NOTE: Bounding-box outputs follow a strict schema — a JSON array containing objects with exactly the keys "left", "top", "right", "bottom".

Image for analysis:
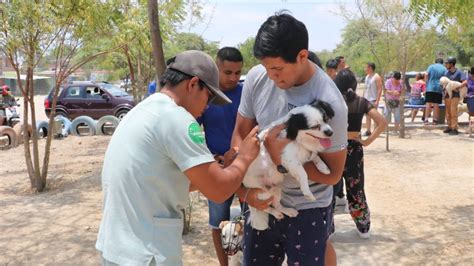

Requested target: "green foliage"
[
  {"left": 409, "top": 0, "right": 473, "bottom": 31},
  {"left": 164, "top": 32, "right": 219, "bottom": 60},
  {"left": 237, "top": 37, "right": 259, "bottom": 74}
]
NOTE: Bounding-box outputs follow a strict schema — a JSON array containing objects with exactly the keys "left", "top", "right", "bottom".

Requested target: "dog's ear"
[
  {"left": 286, "top": 113, "right": 308, "bottom": 140},
  {"left": 219, "top": 221, "right": 229, "bottom": 230},
  {"left": 311, "top": 100, "right": 335, "bottom": 121}
]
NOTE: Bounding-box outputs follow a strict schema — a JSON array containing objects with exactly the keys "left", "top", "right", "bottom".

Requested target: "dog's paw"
[
  {"left": 285, "top": 208, "right": 299, "bottom": 218},
  {"left": 304, "top": 194, "right": 316, "bottom": 202},
  {"left": 274, "top": 212, "right": 284, "bottom": 220},
  {"left": 316, "top": 162, "right": 330, "bottom": 175}
]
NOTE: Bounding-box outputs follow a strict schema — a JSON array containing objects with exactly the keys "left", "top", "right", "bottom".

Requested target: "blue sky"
[{"left": 184, "top": 0, "right": 353, "bottom": 52}]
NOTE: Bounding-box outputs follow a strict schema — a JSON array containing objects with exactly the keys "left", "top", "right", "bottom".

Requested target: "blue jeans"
[{"left": 208, "top": 196, "right": 234, "bottom": 229}]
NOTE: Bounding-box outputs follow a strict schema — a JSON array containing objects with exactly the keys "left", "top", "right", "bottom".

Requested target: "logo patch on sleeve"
[{"left": 187, "top": 122, "right": 205, "bottom": 144}]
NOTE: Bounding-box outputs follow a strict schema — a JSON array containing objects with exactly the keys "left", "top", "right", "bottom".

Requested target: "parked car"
[{"left": 44, "top": 81, "right": 136, "bottom": 120}]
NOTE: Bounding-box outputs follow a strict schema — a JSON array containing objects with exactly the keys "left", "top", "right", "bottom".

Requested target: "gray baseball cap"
[{"left": 167, "top": 50, "right": 231, "bottom": 105}]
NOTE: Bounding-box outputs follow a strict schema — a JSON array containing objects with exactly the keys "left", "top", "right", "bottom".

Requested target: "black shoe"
[
  {"left": 363, "top": 131, "right": 372, "bottom": 136},
  {"left": 443, "top": 128, "right": 452, "bottom": 133},
  {"left": 449, "top": 129, "right": 459, "bottom": 135}
]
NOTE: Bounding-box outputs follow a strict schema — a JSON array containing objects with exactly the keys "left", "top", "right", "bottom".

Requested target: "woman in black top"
[{"left": 334, "top": 69, "right": 387, "bottom": 238}]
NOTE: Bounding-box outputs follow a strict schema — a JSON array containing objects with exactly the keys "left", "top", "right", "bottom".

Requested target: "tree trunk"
[
  {"left": 27, "top": 68, "right": 44, "bottom": 192},
  {"left": 147, "top": 0, "right": 166, "bottom": 81},
  {"left": 123, "top": 46, "right": 135, "bottom": 97},
  {"left": 399, "top": 69, "right": 407, "bottom": 139},
  {"left": 41, "top": 82, "right": 63, "bottom": 184}
]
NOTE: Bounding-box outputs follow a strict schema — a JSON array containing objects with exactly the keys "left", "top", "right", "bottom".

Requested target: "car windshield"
[{"left": 101, "top": 83, "right": 130, "bottom": 97}]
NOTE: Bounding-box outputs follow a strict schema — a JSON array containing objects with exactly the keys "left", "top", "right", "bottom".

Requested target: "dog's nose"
[{"left": 324, "top": 129, "right": 333, "bottom": 137}]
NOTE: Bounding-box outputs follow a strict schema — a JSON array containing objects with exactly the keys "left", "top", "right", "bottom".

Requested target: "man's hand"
[
  {"left": 237, "top": 126, "right": 260, "bottom": 164},
  {"left": 223, "top": 147, "right": 239, "bottom": 168},
  {"left": 214, "top": 155, "right": 224, "bottom": 166},
  {"left": 241, "top": 187, "right": 273, "bottom": 211},
  {"left": 264, "top": 124, "right": 291, "bottom": 166}
]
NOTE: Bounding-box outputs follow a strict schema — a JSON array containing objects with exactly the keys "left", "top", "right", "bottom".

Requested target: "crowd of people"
[{"left": 93, "top": 11, "right": 474, "bottom": 266}]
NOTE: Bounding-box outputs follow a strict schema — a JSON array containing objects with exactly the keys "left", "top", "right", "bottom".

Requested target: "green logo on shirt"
[{"left": 188, "top": 122, "right": 205, "bottom": 144}]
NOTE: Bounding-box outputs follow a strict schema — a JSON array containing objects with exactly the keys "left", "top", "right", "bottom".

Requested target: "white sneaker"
[
  {"left": 335, "top": 196, "right": 346, "bottom": 206},
  {"left": 357, "top": 231, "right": 370, "bottom": 239}
]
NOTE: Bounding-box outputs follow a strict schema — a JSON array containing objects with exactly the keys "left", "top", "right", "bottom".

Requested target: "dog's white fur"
[
  {"left": 243, "top": 103, "right": 333, "bottom": 230},
  {"left": 440, "top": 76, "right": 467, "bottom": 99},
  {"left": 219, "top": 220, "right": 243, "bottom": 254}
]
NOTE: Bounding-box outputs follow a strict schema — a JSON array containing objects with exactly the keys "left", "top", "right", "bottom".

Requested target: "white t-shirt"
[
  {"left": 96, "top": 93, "right": 214, "bottom": 265},
  {"left": 239, "top": 64, "right": 348, "bottom": 210}
]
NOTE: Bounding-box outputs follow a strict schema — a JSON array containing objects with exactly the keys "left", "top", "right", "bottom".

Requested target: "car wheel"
[
  {"left": 70, "top": 116, "right": 97, "bottom": 136},
  {"left": 37, "top": 120, "right": 49, "bottom": 138},
  {"left": 96, "top": 115, "right": 120, "bottom": 136},
  {"left": 0, "top": 126, "right": 18, "bottom": 149},
  {"left": 116, "top": 109, "right": 129, "bottom": 120},
  {"left": 55, "top": 110, "right": 69, "bottom": 119}
]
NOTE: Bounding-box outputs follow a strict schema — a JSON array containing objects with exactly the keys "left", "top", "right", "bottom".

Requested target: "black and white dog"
[{"left": 243, "top": 100, "right": 335, "bottom": 231}]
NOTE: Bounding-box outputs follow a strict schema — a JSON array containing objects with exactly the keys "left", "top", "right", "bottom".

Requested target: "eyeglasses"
[{"left": 199, "top": 80, "right": 217, "bottom": 104}]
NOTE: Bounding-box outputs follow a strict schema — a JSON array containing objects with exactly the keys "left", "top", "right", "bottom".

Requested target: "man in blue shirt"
[
  {"left": 198, "top": 47, "right": 244, "bottom": 266},
  {"left": 424, "top": 58, "right": 447, "bottom": 124},
  {"left": 146, "top": 80, "right": 157, "bottom": 98},
  {"left": 443, "top": 57, "right": 467, "bottom": 135}
]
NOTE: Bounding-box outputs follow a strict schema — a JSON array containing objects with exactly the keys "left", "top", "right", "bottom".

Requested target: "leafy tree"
[
  {"left": 237, "top": 37, "right": 259, "bottom": 74},
  {"left": 0, "top": 0, "right": 119, "bottom": 192},
  {"left": 409, "top": 0, "right": 474, "bottom": 66}
]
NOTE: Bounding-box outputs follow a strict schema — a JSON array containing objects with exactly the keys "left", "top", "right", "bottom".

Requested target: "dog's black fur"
[{"left": 286, "top": 100, "right": 335, "bottom": 140}]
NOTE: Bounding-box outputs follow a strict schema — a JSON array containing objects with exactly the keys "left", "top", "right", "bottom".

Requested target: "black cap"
[{"left": 447, "top": 57, "right": 456, "bottom": 64}]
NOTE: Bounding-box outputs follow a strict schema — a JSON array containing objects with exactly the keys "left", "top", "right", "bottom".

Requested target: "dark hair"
[
  {"left": 159, "top": 68, "right": 193, "bottom": 88},
  {"left": 416, "top": 72, "right": 424, "bottom": 80},
  {"left": 308, "top": 51, "right": 322, "bottom": 68},
  {"left": 393, "top": 71, "right": 401, "bottom": 80},
  {"left": 447, "top": 56, "right": 456, "bottom": 65},
  {"left": 435, "top": 58, "right": 444, "bottom": 64},
  {"left": 367, "top": 62, "right": 376, "bottom": 71},
  {"left": 471, "top": 66, "right": 474, "bottom": 74},
  {"left": 326, "top": 59, "right": 337, "bottom": 70},
  {"left": 335, "top": 56, "right": 345, "bottom": 64},
  {"left": 334, "top": 69, "right": 357, "bottom": 102},
  {"left": 217, "top": 47, "right": 243, "bottom": 63},
  {"left": 253, "top": 11, "right": 308, "bottom": 63}
]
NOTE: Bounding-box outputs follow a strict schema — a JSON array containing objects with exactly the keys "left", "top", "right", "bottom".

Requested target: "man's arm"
[
  {"left": 375, "top": 74, "right": 383, "bottom": 105},
  {"left": 303, "top": 149, "right": 347, "bottom": 185},
  {"left": 230, "top": 113, "right": 257, "bottom": 148},
  {"left": 185, "top": 126, "right": 260, "bottom": 203}
]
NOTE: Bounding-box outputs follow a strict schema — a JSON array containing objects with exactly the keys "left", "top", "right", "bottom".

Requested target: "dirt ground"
[{"left": 0, "top": 96, "right": 473, "bottom": 265}]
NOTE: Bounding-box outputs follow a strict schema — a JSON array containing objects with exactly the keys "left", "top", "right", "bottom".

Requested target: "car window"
[
  {"left": 85, "top": 86, "right": 104, "bottom": 98},
  {"left": 65, "top": 86, "right": 82, "bottom": 99},
  {"left": 101, "top": 83, "right": 130, "bottom": 97}
]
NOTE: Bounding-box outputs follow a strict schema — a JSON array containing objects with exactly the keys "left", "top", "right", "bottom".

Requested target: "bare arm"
[
  {"left": 375, "top": 74, "right": 383, "bottom": 105},
  {"left": 360, "top": 108, "right": 387, "bottom": 146},
  {"left": 230, "top": 113, "right": 257, "bottom": 148},
  {"left": 185, "top": 126, "right": 260, "bottom": 203},
  {"left": 303, "top": 149, "right": 347, "bottom": 185}
]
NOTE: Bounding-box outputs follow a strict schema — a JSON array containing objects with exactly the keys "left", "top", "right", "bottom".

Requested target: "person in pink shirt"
[
  {"left": 409, "top": 73, "right": 426, "bottom": 122},
  {"left": 384, "top": 71, "right": 402, "bottom": 132}
]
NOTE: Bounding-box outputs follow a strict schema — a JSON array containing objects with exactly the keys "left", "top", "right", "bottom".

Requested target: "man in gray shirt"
[{"left": 231, "top": 12, "right": 347, "bottom": 266}]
